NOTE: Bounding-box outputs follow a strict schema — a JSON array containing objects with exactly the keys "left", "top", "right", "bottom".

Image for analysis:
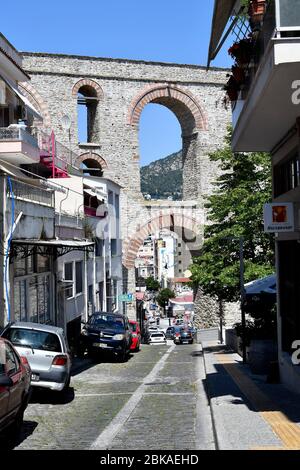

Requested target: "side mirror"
[{"left": 0, "top": 375, "right": 14, "bottom": 387}]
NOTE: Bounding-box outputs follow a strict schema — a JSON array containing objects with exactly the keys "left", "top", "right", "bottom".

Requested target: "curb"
[{"left": 200, "top": 343, "right": 221, "bottom": 450}]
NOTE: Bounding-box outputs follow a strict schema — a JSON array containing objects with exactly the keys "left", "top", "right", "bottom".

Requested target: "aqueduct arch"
[
  {"left": 22, "top": 52, "right": 230, "bottom": 320},
  {"left": 123, "top": 211, "right": 200, "bottom": 269}
]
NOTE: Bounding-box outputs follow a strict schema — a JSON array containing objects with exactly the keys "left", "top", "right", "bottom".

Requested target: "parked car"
[
  {"left": 0, "top": 337, "right": 31, "bottom": 435},
  {"left": 149, "top": 331, "right": 167, "bottom": 345},
  {"left": 1, "top": 322, "right": 72, "bottom": 394},
  {"left": 129, "top": 320, "right": 141, "bottom": 352},
  {"left": 173, "top": 327, "right": 194, "bottom": 345},
  {"left": 80, "top": 312, "right": 132, "bottom": 361},
  {"left": 165, "top": 326, "right": 176, "bottom": 339}
]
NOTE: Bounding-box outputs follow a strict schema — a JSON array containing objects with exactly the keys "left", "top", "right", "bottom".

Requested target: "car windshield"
[
  {"left": 90, "top": 314, "right": 124, "bottom": 331},
  {"left": 151, "top": 333, "right": 164, "bottom": 337},
  {"left": 4, "top": 328, "right": 62, "bottom": 352},
  {"left": 129, "top": 323, "right": 137, "bottom": 332}
]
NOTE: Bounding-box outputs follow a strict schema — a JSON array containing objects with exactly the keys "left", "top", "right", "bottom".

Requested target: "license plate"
[
  {"left": 99, "top": 343, "right": 108, "bottom": 348},
  {"left": 182, "top": 341, "right": 189, "bottom": 344},
  {"left": 31, "top": 374, "right": 39, "bottom": 382}
]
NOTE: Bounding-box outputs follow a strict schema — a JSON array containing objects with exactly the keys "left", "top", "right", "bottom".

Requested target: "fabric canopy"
[
  {"left": 0, "top": 72, "right": 43, "bottom": 120},
  {"left": 207, "top": 0, "right": 236, "bottom": 66}
]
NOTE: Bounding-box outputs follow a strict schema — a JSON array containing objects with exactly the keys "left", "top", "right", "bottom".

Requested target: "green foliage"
[
  {"left": 156, "top": 288, "right": 175, "bottom": 308},
  {"left": 190, "top": 128, "right": 274, "bottom": 303},
  {"left": 145, "top": 276, "right": 160, "bottom": 292}
]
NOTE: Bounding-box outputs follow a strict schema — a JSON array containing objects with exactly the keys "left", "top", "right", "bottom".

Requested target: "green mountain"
[{"left": 140, "top": 150, "right": 182, "bottom": 200}]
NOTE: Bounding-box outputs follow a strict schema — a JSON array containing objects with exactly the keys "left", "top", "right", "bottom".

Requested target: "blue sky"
[{"left": 2, "top": 0, "right": 233, "bottom": 166}]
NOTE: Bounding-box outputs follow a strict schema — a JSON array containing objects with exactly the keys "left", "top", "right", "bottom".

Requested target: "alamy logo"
[
  {"left": 291, "top": 340, "right": 300, "bottom": 365},
  {"left": 291, "top": 80, "right": 300, "bottom": 105}
]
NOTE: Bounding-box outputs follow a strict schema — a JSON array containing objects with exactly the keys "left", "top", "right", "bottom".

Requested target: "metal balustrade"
[
  {"left": 7, "top": 178, "right": 54, "bottom": 207},
  {"left": 0, "top": 126, "right": 39, "bottom": 148}
]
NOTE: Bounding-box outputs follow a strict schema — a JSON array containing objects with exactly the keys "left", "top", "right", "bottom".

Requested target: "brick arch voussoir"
[
  {"left": 75, "top": 152, "right": 108, "bottom": 169},
  {"left": 72, "top": 78, "right": 104, "bottom": 100},
  {"left": 123, "top": 214, "right": 199, "bottom": 268},
  {"left": 19, "top": 82, "right": 51, "bottom": 128},
  {"left": 127, "top": 83, "right": 208, "bottom": 131}
]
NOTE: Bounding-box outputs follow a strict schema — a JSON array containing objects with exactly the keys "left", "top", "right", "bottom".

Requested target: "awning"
[
  {"left": 244, "top": 274, "right": 276, "bottom": 312},
  {"left": 207, "top": 0, "right": 237, "bottom": 66},
  {"left": 83, "top": 179, "right": 107, "bottom": 200},
  {"left": 0, "top": 160, "right": 41, "bottom": 187},
  {"left": 245, "top": 274, "right": 276, "bottom": 295},
  {"left": 11, "top": 239, "right": 94, "bottom": 259},
  {"left": 0, "top": 72, "right": 43, "bottom": 121}
]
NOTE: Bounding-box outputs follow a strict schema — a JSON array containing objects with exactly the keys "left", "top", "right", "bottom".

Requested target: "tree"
[
  {"left": 190, "top": 128, "right": 274, "bottom": 304},
  {"left": 156, "top": 288, "right": 175, "bottom": 315},
  {"left": 145, "top": 276, "right": 160, "bottom": 292}
]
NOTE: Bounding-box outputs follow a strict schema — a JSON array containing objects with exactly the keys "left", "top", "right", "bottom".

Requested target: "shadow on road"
[
  {"left": 29, "top": 387, "right": 75, "bottom": 405},
  {"left": 0, "top": 420, "right": 38, "bottom": 450}
]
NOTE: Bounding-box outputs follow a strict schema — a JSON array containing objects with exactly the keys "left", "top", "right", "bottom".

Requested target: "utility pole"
[{"left": 239, "top": 237, "right": 247, "bottom": 363}]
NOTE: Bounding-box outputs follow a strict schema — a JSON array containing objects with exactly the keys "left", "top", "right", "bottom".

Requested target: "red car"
[
  {"left": 129, "top": 320, "right": 141, "bottom": 352},
  {"left": 0, "top": 337, "right": 31, "bottom": 436}
]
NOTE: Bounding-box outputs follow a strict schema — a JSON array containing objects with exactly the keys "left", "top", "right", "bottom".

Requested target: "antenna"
[{"left": 61, "top": 115, "right": 71, "bottom": 131}]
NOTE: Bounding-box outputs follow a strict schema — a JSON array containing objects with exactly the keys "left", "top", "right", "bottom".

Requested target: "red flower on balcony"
[{"left": 228, "top": 37, "right": 254, "bottom": 66}]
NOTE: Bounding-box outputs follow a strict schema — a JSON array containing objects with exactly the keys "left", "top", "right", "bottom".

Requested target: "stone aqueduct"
[{"left": 20, "top": 52, "right": 230, "bottom": 322}]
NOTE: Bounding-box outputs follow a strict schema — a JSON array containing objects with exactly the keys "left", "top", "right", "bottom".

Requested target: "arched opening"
[
  {"left": 75, "top": 152, "right": 107, "bottom": 177},
  {"left": 80, "top": 159, "right": 103, "bottom": 177},
  {"left": 128, "top": 84, "right": 207, "bottom": 201},
  {"left": 139, "top": 104, "right": 182, "bottom": 200},
  {"left": 77, "top": 85, "right": 99, "bottom": 143}
]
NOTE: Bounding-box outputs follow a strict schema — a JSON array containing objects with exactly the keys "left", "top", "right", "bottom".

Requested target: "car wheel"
[
  {"left": 117, "top": 350, "right": 126, "bottom": 362},
  {"left": 87, "top": 348, "right": 98, "bottom": 361},
  {"left": 8, "top": 407, "right": 24, "bottom": 441}
]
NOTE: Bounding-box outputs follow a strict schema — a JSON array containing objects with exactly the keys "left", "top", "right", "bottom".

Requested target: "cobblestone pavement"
[{"left": 11, "top": 341, "right": 215, "bottom": 450}]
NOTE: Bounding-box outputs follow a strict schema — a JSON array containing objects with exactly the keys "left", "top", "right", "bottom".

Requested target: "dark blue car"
[{"left": 79, "top": 312, "right": 132, "bottom": 362}]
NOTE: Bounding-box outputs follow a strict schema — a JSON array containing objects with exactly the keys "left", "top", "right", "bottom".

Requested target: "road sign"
[{"left": 119, "top": 293, "right": 134, "bottom": 302}]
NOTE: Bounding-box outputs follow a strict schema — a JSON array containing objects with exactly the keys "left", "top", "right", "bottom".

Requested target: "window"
[
  {"left": 77, "top": 85, "right": 99, "bottom": 143},
  {"left": 64, "top": 262, "right": 73, "bottom": 298},
  {"left": 6, "top": 343, "right": 19, "bottom": 375},
  {"left": 76, "top": 261, "right": 83, "bottom": 295},
  {"left": 14, "top": 279, "right": 27, "bottom": 322},
  {"left": 274, "top": 151, "right": 300, "bottom": 197},
  {"left": 111, "top": 239, "right": 117, "bottom": 256},
  {"left": 95, "top": 238, "right": 103, "bottom": 257}
]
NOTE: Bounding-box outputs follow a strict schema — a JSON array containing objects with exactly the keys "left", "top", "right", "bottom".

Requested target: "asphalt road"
[{"left": 11, "top": 340, "right": 216, "bottom": 450}]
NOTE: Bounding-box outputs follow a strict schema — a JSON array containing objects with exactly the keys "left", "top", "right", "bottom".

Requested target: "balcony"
[
  {"left": 7, "top": 178, "right": 54, "bottom": 207},
  {"left": 0, "top": 126, "right": 40, "bottom": 164},
  {"left": 230, "top": 0, "right": 300, "bottom": 152}
]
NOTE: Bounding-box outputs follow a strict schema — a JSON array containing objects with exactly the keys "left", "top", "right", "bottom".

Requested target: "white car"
[{"left": 149, "top": 332, "right": 167, "bottom": 344}]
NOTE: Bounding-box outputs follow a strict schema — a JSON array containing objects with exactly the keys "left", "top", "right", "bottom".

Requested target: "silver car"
[{"left": 1, "top": 322, "right": 72, "bottom": 393}]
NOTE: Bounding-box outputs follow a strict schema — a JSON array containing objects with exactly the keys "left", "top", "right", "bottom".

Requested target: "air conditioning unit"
[{"left": 15, "top": 104, "right": 28, "bottom": 121}]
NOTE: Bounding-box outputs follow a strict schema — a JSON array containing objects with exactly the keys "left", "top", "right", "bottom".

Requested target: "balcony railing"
[
  {"left": 37, "top": 130, "right": 80, "bottom": 171},
  {"left": 7, "top": 178, "right": 54, "bottom": 207},
  {"left": 0, "top": 126, "right": 39, "bottom": 148}
]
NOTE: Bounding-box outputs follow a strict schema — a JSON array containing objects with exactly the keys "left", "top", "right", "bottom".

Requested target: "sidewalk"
[{"left": 202, "top": 341, "right": 300, "bottom": 450}]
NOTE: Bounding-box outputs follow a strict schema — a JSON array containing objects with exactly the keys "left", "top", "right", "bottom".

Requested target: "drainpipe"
[
  {"left": 3, "top": 177, "right": 23, "bottom": 324},
  {"left": 93, "top": 243, "right": 96, "bottom": 314},
  {"left": 58, "top": 188, "right": 69, "bottom": 227}
]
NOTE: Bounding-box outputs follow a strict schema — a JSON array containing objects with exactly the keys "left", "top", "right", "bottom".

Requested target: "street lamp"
[{"left": 223, "top": 236, "right": 247, "bottom": 363}]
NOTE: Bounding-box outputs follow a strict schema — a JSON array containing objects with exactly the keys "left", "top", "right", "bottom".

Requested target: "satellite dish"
[{"left": 61, "top": 115, "right": 71, "bottom": 130}]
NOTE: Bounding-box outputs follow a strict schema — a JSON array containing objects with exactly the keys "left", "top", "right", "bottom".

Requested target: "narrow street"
[{"left": 13, "top": 342, "right": 215, "bottom": 450}]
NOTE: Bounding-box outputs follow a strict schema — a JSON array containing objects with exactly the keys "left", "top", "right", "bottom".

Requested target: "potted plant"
[
  {"left": 248, "top": 0, "right": 266, "bottom": 22},
  {"left": 231, "top": 65, "right": 246, "bottom": 84},
  {"left": 222, "top": 75, "right": 240, "bottom": 107},
  {"left": 228, "top": 37, "right": 254, "bottom": 66},
  {"left": 234, "top": 295, "right": 277, "bottom": 374}
]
